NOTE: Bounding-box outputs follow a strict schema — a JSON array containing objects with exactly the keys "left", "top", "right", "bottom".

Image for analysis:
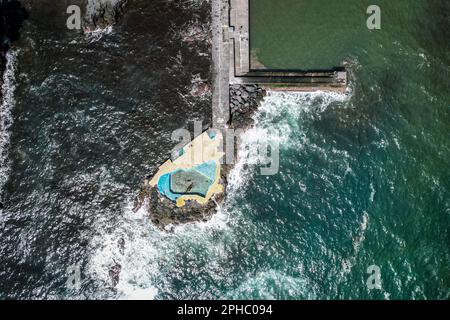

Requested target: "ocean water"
[{"left": 0, "top": 0, "right": 449, "bottom": 299}]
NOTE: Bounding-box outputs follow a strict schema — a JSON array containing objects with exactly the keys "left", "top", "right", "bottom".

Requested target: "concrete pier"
[
  {"left": 229, "top": 0, "right": 250, "bottom": 76},
  {"left": 211, "top": 0, "right": 348, "bottom": 127},
  {"left": 211, "top": 0, "right": 231, "bottom": 129},
  {"left": 227, "top": 0, "right": 348, "bottom": 88}
]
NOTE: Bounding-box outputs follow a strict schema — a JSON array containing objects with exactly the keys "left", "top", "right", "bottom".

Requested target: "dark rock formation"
[
  {"left": 137, "top": 83, "right": 266, "bottom": 230},
  {"left": 84, "top": 0, "right": 128, "bottom": 31},
  {"left": 229, "top": 84, "right": 266, "bottom": 129},
  {"left": 134, "top": 164, "right": 233, "bottom": 231},
  {"left": 108, "top": 260, "right": 122, "bottom": 287}
]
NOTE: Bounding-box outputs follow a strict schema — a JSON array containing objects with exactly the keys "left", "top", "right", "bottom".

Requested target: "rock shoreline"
[
  {"left": 140, "top": 85, "right": 266, "bottom": 231},
  {"left": 130, "top": 2, "right": 267, "bottom": 231},
  {"left": 84, "top": 0, "right": 128, "bottom": 32},
  {"left": 134, "top": 164, "right": 233, "bottom": 232}
]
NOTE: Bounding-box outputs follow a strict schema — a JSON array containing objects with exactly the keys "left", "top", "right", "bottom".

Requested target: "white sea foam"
[
  {"left": 229, "top": 90, "right": 360, "bottom": 280},
  {"left": 226, "top": 269, "right": 316, "bottom": 299},
  {"left": 87, "top": 196, "right": 231, "bottom": 299},
  {"left": 87, "top": 202, "right": 160, "bottom": 299},
  {"left": 354, "top": 211, "right": 369, "bottom": 253},
  {"left": 0, "top": 50, "right": 18, "bottom": 194},
  {"left": 369, "top": 182, "right": 376, "bottom": 203},
  {"left": 84, "top": 26, "right": 114, "bottom": 43},
  {"left": 228, "top": 90, "right": 350, "bottom": 192},
  {"left": 87, "top": 89, "right": 351, "bottom": 299},
  {"left": 341, "top": 211, "right": 370, "bottom": 275}
]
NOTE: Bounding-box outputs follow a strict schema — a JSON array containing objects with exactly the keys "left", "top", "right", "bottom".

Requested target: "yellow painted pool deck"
[{"left": 149, "top": 131, "right": 225, "bottom": 207}]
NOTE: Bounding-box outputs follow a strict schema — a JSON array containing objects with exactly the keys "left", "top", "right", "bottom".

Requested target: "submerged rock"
[
  {"left": 134, "top": 165, "right": 232, "bottom": 231},
  {"left": 84, "top": 0, "right": 128, "bottom": 31},
  {"left": 109, "top": 261, "right": 122, "bottom": 287}
]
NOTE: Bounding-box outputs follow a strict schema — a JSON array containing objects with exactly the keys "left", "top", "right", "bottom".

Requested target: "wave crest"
[{"left": 0, "top": 50, "right": 18, "bottom": 195}]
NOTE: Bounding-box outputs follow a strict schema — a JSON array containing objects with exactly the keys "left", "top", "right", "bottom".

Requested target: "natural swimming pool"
[{"left": 156, "top": 160, "right": 217, "bottom": 201}]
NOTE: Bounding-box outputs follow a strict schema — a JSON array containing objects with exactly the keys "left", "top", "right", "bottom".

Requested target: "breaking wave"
[
  {"left": 87, "top": 198, "right": 230, "bottom": 299},
  {"left": 0, "top": 50, "right": 18, "bottom": 195},
  {"left": 228, "top": 90, "right": 350, "bottom": 191},
  {"left": 86, "top": 89, "right": 350, "bottom": 299},
  {"left": 84, "top": 25, "right": 114, "bottom": 43}
]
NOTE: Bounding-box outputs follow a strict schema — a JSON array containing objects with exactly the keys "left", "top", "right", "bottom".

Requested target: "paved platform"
[
  {"left": 211, "top": 0, "right": 348, "bottom": 127},
  {"left": 211, "top": 0, "right": 231, "bottom": 129},
  {"left": 227, "top": 0, "right": 348, "bottom": 88},
  {"left": 149, "top": 130, "right": 225, "bottom": 207},
  {"left": 229, "top": 0, "right": 250, "bottom": 76}
]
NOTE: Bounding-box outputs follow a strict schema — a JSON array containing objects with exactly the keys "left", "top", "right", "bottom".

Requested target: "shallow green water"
[{"left": 250, "top": 0, "right": 448, "bottom": 70}]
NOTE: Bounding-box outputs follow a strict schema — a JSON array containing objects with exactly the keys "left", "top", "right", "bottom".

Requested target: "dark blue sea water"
[{"left": 0, "top": 0, "right": 449, "bottom": 299}]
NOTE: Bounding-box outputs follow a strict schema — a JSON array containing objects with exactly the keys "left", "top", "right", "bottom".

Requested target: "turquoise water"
[
  {"left": 157, "top": 173, "right": 179, "bottom": 202},
  {"left": 193, "top": 161, "right": 217, "bottom": 183},
  {"left": 157, "top": 161, "right": 217, "bottom": 200}
]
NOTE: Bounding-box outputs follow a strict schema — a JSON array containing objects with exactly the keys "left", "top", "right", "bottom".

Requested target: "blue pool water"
[
  {"left": 156, "top": 161, "right": 217, "bottom": 201},
  {"left": 157, "top": 173, "right": 180, "bottom": 202},
  {"left": 194, "top": 161, "right": 217, "bottom": 181}
]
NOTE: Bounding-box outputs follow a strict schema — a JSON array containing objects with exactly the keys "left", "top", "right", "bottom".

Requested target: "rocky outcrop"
[
  {"left": 84, "top": 0, "right": 128, "bottom": 31},
  {"left": 134, "top": 165, "right": 233, "bottom": 231},
  {"left": 146, "top": 187, "right": 219, "bottom": 231},
  {"left": 130, "top": 1, "right": 266, "bottom": 230},
  {"left": 229, "top": 84, "right": 266, "bottom": 129},
  {"left": 138, "top": 83, "right": 266, "bottom": 230}
]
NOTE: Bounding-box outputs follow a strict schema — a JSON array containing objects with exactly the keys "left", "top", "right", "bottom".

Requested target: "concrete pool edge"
[
  {"left": 149, "top": 130, "right": 225, "bottom": 208},
  {"left": 139, "top": 0, "right": 349, "bottom": 230}
]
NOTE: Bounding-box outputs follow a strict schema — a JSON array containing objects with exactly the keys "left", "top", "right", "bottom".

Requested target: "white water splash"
[
  {"left": 228, "top": 90, "right": 350, "bottom": 192},
  {"left": 87, "top": 197, "right": 230, "bottom": 299},
  {"left": 87, "top": 202, "right": 160, "bottom": 300},
  {"left": 0, "top": 50, "right": 18, "bottom": 194},
  {"left": 84, "top": 25, "right": 114, "bottom": 43},
  {"left": 226, "top": 269, "right": 316, "bottom": 299},
  {"left": 87, "top": 90, "right": 351, "bottom": 299}
]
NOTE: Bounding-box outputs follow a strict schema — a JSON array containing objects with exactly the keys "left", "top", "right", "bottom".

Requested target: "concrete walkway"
[
  {"left": 149, "top": 131, "right": 225, "bottom": 207},
  {"left": 211, "top": 0, "right": 231, "bottom": 129},
  {"left": 229, "top": 0, "right": 250, "bottom": 76},
  {"left": 211, "top": 0, "right": 348, "bottom": 129}
]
